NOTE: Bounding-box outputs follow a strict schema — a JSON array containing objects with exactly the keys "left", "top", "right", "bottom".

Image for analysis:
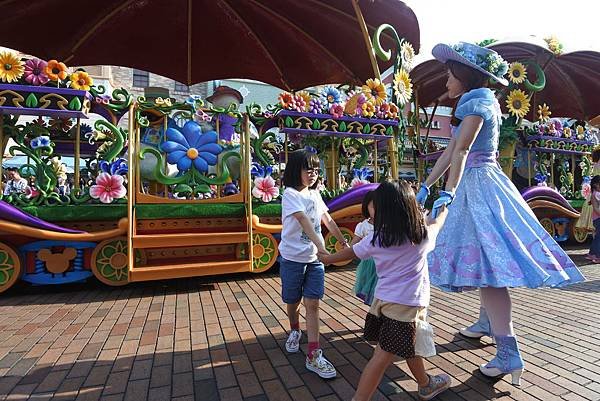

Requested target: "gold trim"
[
  {"left": 135, "top": 192, "right": 244, "bottom": 204},
  {"left": 0, "top": 90, "right": 24, "bottom": 107},
  {"left": 0, "top": 218, "right": 128, "bottom": 241},
  {"left": 39, "top": 93, "right": 68, "bottom": 110}
]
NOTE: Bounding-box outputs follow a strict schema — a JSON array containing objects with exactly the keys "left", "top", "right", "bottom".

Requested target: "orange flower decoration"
[
  {"left": 278, "top": 92, "right": 293, "bottom": 109},
  {"left": 45, "top": 60, "right": 68, "bottom": 81}
]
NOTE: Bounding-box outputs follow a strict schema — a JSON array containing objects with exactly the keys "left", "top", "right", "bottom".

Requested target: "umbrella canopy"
[
  {"left": 0, "top": 0, "right": 419, "bottom": 91},
  {"left": 411, "top": 41, "right": 600, "bottom": 121}
]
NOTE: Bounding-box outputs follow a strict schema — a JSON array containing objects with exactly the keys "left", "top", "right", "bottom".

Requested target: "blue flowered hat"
[{"left": 432, "top": 42, "right": 509, "bottom": 86}]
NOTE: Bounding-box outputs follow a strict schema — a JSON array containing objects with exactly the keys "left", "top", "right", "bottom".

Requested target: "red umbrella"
[
  {"left": 411, "top": 41, "right": 600, "bottom": 120},
  {"left": 0, "top": 0, "right": 420, "bottom": 91}
]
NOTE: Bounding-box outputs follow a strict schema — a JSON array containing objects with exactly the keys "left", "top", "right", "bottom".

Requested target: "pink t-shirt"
[{"left": 353, "top": 228, "right": 438, "bottom": 307}]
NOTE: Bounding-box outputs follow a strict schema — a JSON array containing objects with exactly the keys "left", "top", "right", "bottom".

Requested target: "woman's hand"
[
  {"left": 431, "top": 191, "right": 454, "bottom": 218},
  {"left": 415, "top": 183, "right": 430, "bottom": 206}
]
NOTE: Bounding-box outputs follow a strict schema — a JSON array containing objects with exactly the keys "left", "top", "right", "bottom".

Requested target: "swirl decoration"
[
  {"left": 523, "top": 61, "right": 546, "bottom": 93},
  {"left": 372, "top": 24, "right": 405, "bottom": 105},
  {"left": 93, "top": 120, "right": 126, "bottom": 163},
  {"left": 139, "top": 147, "right": 240, "bottom": 197}
]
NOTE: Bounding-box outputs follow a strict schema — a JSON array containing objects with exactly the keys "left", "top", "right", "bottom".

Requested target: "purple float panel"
[
  {"left": 520, "top": 186, "right": 578, "bottom": 213},
  {"left": 0, "top": 200, "right": 82, "bottom": 233},
  {"left": 326, "top": 183, "right": 379, "bottom": 213}
]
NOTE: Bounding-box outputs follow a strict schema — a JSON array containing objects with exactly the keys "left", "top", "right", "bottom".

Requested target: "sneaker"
[
  {"left": 418, "top": 373, "right": 451, "bottom": 400},
  {"left": 305, "top": 349, "right": 337, "bottom": 379},
  {"left": 285, "top": 330, "right": 302, "bottom": 353}
]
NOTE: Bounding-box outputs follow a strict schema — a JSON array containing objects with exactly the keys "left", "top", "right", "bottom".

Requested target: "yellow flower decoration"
[
  {"left": 506, "top": 89, "right": 530, "bottom": 119},
  {"left": 362, "top": 78, "right": 387, "bottom": 106},
  {"left": 563, "top": 127, "right": 571, "bottom": 138},
  {"left": 393, "top": 69, "right": 413, "bottom": 106},
  {"left": 69, "top": 71, "right": 93, "bottom": 90},
  {"left": 361, "top": 102, "right": 375, "bottom": 118},
  {"left": 508, "top": 62, "right": 527, "bottom": 85},
  {"left": 401, "top": 42, "right": 415, "bottom": 71},
  {"left": 297, "top": 91, "right": 311, "bottom": 111},
  {"left": 0, "top": 51, "right": 25, "bottom": 83},
  {"left": 154, "top": 97, "right": 173, "bottom": 107},
  {"left": 537, "top": 103, "right": 551, "bottom": 122}
]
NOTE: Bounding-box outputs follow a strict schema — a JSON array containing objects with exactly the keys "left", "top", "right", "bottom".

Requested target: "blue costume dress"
[{"left": 428, "top": 88, "right": 585, "bottom": 292}]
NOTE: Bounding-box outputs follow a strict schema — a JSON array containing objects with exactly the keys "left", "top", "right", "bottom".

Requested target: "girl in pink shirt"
[
  {"left": 319, "top": 180, "right": 451, "bottom": 401},
  {"left": 587, "top": 175, "right": 600, "bottom": 262}
]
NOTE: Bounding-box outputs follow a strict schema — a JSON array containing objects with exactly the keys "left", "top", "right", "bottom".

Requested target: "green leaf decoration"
[
  {"left": 173, "top": 184, "right": 192, "bottom": 195},
  {"left": 339, "top": 121, "right": 347, "bottom": 132},
  {"left": 25, "top": 93, "right": 38, "bottom": 108},
  {"left": 312, "top": 119, "right": 321, "bottom": 130},
  {"left": 68, "top": 97, "right": 82, "bottom": 111},
  {"left": 385, "top": 126, "right": 393, "bottom": 136},
  {"left": 285, "top": 116, "right": 294, "bottom": 128},
  {"left": 362, "top": 123, "right": 371, "bottom": 134}
]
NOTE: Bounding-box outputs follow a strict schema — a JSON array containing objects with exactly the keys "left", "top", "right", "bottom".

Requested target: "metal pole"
[
  {"left": 374, "top": 140, "right": 378, "bottom": 182},
  {"left": 75, "top": 118, "right": 81, "bottom": 190},
  {"left": 352, "top": 0, "right": 381, "bottom": 80}
]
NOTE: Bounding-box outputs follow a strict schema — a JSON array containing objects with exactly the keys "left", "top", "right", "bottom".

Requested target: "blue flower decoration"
[
  {"left": 99, "top": 158, "right": 128, "bottom": 176},
  {"left": 31, "top": 136, "right": 51, "bottom": 149},
  {"left": 352, "top": 167, "right": 373, "bottom": 181},
  {"left": 160, "top": 121, "right": 222, "bottom": 173},
  {"left": 251, "top": 163, "right": 272, "bottom": 178},
  {"left": 534, "top": 172, "right": 547, "bottom": 184},
  {"left": 320, "top": 86, "right": 342, "bottom": 105}
]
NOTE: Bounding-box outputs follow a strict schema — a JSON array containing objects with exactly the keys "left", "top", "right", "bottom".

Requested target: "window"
[
  {"left": 132, "top": 69, "right": 149, "bottom": 87},
  {"left": 430, "top": 120, "right": 441, "bottom": 129},
  {"left": 174, "top": 81, "right": 189, "bottom": 93}
]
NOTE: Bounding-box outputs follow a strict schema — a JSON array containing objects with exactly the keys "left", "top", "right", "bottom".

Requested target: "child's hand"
[{"left": 317, "top": 249, "right": 331, "bottom": 264}]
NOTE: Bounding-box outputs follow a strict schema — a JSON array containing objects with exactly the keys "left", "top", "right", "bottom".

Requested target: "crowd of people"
[{"left": 1, "top": 167, "right": 73, "bottom": 198}]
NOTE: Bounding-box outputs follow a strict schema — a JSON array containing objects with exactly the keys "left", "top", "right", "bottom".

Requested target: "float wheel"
[
  {"left": 91, "top": 237, "right": 130, "bottom": 286},
  {"left": 0, "top": 242, "right": 21, "bottom": 293},
  {"left": 325, "top": 227, "right": 354, "bottom": 267},
  {"left": 237, "top": 232, "right": 279, "bottom": 273},
  {"left": 539, "top": 217, "right": 555, "bottom": 238}
]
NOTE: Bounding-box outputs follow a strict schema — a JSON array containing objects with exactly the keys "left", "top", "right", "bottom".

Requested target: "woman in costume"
[{"left": 415, "top": 42, "right": 585, "bottom": 385}]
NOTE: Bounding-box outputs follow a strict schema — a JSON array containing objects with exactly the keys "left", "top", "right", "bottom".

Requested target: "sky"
[{"left": 404, "top": 0, "right": 600, "bottom": 62}]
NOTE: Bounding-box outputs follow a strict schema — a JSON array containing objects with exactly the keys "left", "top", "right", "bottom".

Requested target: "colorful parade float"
[
  {"left": 0, "top": 1, "right": 419, "bottom": 292},
  {"left": 409, "top": 38, "right": 600, "bottom": 243}
]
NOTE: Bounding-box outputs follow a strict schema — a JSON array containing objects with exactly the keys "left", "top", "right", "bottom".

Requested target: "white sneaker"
[
  {"left": 305, "top": 349, "right": 337, "bottom": 379},
  {"left": 285, "top": 329, "right": 302, "bottom": 353}
]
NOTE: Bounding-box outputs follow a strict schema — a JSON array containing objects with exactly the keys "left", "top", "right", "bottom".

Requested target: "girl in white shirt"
[
  {"left": 278, "top": 149, "right": 348, "bottom": 379},
  {"left": 352, "top": 190, "right": 377, "bottom": 305}
]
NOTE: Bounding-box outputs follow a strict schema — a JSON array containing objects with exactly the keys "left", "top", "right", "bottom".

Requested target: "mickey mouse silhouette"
[{"left": 37, "top": 248, "right": 77, "bottom": 275}]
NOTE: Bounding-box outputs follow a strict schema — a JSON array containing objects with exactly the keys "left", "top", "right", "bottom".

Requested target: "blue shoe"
[
  {"left": 459, "top": 307, "right": 492, "bottom": 338},
  {"left": 479, "top": 335, "right": 525, "bottom": 386}
]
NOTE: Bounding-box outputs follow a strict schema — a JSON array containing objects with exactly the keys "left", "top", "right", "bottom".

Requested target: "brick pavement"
[{"left": 0, "top": 247, "right": 599, "bottom": 401}]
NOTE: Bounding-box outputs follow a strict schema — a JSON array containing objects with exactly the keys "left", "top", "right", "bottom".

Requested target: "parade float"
[
  {"left": 0, "top": 1, "right": 419, "bottom": 292},
  {"left": 409, "top": 39, "right": 600, "bottom": 243}
]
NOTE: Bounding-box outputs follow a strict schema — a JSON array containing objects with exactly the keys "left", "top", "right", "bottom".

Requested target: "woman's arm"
[
  {"left": 321, "top": 211, "right": 349, "bottom": 247},
  {"left": 292, "top": 211, "right": 328, "bottom": 253},
  {"left": 423, "top": 139, "right": 456, "bottom": 187},
  {"left": 443, "top": 116, "right": 484, "bottom": 192}
]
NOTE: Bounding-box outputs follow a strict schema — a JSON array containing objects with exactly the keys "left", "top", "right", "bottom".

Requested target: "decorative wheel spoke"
[
  {"left": 91, "top": 237, "right": 129, "bottom": 286},
  {"left": 0, "top": 243, "right": 21, "bottom": 293}
]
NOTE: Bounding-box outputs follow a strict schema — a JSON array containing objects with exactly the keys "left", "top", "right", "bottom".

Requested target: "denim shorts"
[{"left": 279, "top": 258, "right": 325, "bottom": 304}]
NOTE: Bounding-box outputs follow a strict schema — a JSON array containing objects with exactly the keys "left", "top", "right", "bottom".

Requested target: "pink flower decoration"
[
  {"left": 355, "top": 93, "right": 367, "bottom": 115},
  {"left": 582, "top": 183, "right": 591, "bottom": 200},
  {"left": 252, "top": 176, "right": 279, "bottom": 202},
  {"left": 24, "top": 58, "right": 49, "bottom": 86},
  {"left": 350, "top": 177, "right": 370, "bottom": 188},
  {"left": 290, "top": 95, "right": 307, "bottom": 112},
  {"left": 377, "top": 103, "right": 391, "bottom": 119},
  {"left": 329, "top": 104, "right": 344, "bottom": 119},
  {"left": 90, "top": 173, "right": 127, "bottom": 203}
]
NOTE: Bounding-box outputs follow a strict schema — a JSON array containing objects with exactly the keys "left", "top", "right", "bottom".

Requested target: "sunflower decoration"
[
  {"left": 362, "top": 78, "right": 387, "bottom": 106},
  {"left": 45, "top": 60, "right": 68, "bottom": 81},
  {"left": 393, "top": 69, "right": 413, "bottom": 106},
  {"left": 400, "top": 42, "right": 415, "bottom": 71},
  {"left": 0, "top": 51, "right": 25, "bottom": 83},
  {"left": 537, "top": 103, "right": 551, "bottom": 122},
  {"left": 506, "top": 89, "right": 530, "bottom": 119},
  {"left": 508, "top": 62, "right": 527, "bottom": 85},
  {"left": 70, "top": 71, "right": 94, "bottom": 91}
]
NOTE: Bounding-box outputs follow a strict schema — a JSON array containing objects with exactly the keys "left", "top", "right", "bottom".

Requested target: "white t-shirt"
[
  {"left": 279, "top": 187, "right": 328, "bottom": 263},
  {"left": 354, "top": 219, "right": 374, "bottom": 238}
]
